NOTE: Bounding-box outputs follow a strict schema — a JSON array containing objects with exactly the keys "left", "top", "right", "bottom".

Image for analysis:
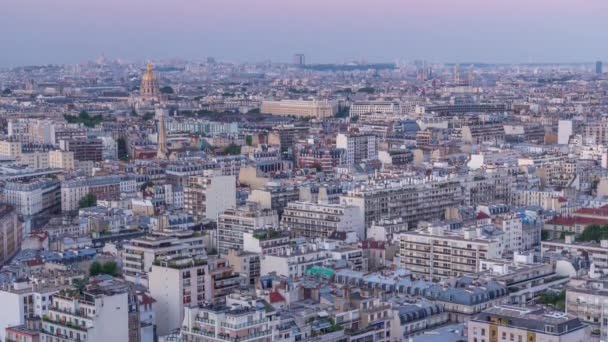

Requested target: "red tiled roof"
[
  {"left": 546, "top": 216, "right": 608, "bottom": 226},
  {"left": 26, "top": 259, "right": 44, "bottom": 267},
  {"left": 137, "top": 291, "right": 157, "bottom": 305},
  {"left": 361, "top": 240, "right": 385, "bottom": 250},
  {"left": 269, "top": 291, "right": 285, "bottom": 303},
  {"left": 476, "top": 212, "right": 491, "bottom": 220},
  {"left": 575, "top": 206, "right": 608, "bottom": 217}
]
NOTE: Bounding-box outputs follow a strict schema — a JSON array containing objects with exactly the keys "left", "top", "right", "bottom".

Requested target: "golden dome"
[
  {"left": 140, "top": 62, "right": 159, "bottom": 99},
  {"left": 142, "top": 62, "right": 156, "bottom": 81}
]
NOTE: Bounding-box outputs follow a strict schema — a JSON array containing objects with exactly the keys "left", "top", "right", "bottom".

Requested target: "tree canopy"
[
  {"left": 117, "top": 137, "right": 129, "bottom": 161},
  {"left": 142, "top": 112, "right": 155, "bottom": 121},
  {"left": 64, "top": 110, "right": 103, "bottom": 128},
  {"left": 578, "top": 224, "right": 608, "bottom": 242},
  {"left": 335, "top": 106, "right": 350, "bottom": 118},
  {"left": 357, "top": 87, "right": 375, "bottom": 94},
  {"left": 89, "top": 261, "right": 119, "bottom": 277},
  {"left": 223, "top": 144, "right": 241, "bottom": 155},
  {"left": 78, "top": 193, "right": 97, "bottom": 209},
  {"left": 536, "top": 291, "right": 565, "bottom": 311},
  {"left": 160, "top": 86, "right": 174, "bottom": 94}
]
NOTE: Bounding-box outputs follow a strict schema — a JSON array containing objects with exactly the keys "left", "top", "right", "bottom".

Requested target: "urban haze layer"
[{"left": 0, "top": 55, "right": 606, "bottom": 342}]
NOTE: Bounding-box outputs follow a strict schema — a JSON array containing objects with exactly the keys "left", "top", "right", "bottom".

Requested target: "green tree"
[
  {"left": 117, "top": 137, "right": 129, "bottom": 161},
  {"left": 89, "top": 261, "right": 102, "bottom": 276},
  {"left": 101, "top": 261, "right": 119, "bottom": 276},
  {"left": 223, "top": 144, "right": 241, "bottom": 155},
  {"left": 142, "top": 112, "right": 155, "bottom": 121},
  {"left": 160, "top": 86, "right": 174, "bottom": 94},
  {"left": 2, "top": 88, "right": 11, "bottom": 95},
  {"left": 357, "top": 87, "right": 375, "bottom": 94},
  {"left": 541, "top": 230, "right": 550, "bottom": 241},
  {"left": 579, "top": 224, "right": 608, "bottom": 242},
  {"left": 72, "top": 278, "right": 88, "bottom": 294},
  {"left": 130, "top": 108, "right": 138, "bottom": 117},
  {"left": 64, "top": 110, "right": 103, "bottom": 128},
  {"left": 537, "top": 291, "right": 566, "bottom": 311},
  {"left": 89, "top": 261, "right": 119, "bottom": 277},
  {"left": 335, "top": 106, "right": 350, "bottom": 118},
  {"left": 78, "top": 193, "right": 97, "bottom": 209},
  {"left": 246, "top": 136, "right": 253, "bottom": 146},
  {"left": 140, "top": 181, "right": 154, "bottom": 192}
]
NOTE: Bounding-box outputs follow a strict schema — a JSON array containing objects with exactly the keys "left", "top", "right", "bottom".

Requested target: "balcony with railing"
[
  {"left": 217, "top": 330, "right": 273, "bottom": 342},
  {"left": 42, "top": 316, "right": 88, "bottom": 333},
  {"left": 221, "top": 318, "right": 268, "bottom": 330},
  {"left": 195, "top": 317, "right": 216, "bottom": 325}
]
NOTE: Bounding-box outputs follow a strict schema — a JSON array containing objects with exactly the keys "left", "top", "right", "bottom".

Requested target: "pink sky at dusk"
[{"left": 0, "top": 0, "right": 606, "bottom": 66}]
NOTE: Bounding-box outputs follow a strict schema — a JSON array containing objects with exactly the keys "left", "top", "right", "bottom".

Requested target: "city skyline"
[{"left": 1, "top": 0, "right": 607, "bottom": 67}]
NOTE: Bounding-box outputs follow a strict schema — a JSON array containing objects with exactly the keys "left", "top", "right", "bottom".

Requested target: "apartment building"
[
  {"left": 260, "top": 246, "right": 330, "bottom": 279},
  {"left": 20, "top": 151, "right": 51, "bottom": 169},
  {"left": 349, "top": 101, "right": 401, "bottom": 119},
  {"left": 165, "top": 163, "right": 208, "bottom": 187},
  {"left": 61, "top": 176, "right": 136, "bottom": 212},
  {"left": 462, "top": 172, "right": 511, "bottom": 207},
  {"left": 494, "top": 213, "right": 524, "bottom": 254},
  {"left": 149, "top": 258, "right": 209, "bottom": 337},
  {"left": 217, "top": 202, "right": 279, "bottom": 255},
  {"left": 0, "top": 281, "right": 69, "bottom": 342},
  {"left": 341, "top": 177, "right": 463, "bottom": 228},
  {"left": 4, "top": 179, "right": 61, "bottom": 217},
  {"left": 296, "top": 147, "right": 343, "bottom": 172},
  {"left": 268, "top": 125, "right": 309, "bottom": 151},
  {"left": 122, "top": 230, "right": 207, "bottom": 287},
  {"left": 336, "top": 133, "right": 378, "bottom": 166},
  {"left": 541, "top": 238, "right": 608, "bottom": 278},
  {"left": 248, "top": 183, "right": 300, "bottom": 217},
  {"left": 181, "top": 293, "right": 274, "bottom": 342},
  {"left": 510, "top": 188, "right": 564, "bottom": 209},
  {"left": 460, "top": 122, "right": 505, "bottom": 144},
  {"left": 566, "top": 279, "right": 608, "bottom": 341},
  {"left": 281, "top": 201, "right": 365, "bottom": 241},
  {"left": 5, "top": 318, "right": 42, "bottom": 342},
  {"left": 59, "top": 138, "right": 103, "bottom": 162},
  {"left": 149, "top": 256, "right": 241, "bottom": 336},
  {"left": 479, "top": 256, "right": 570, "bottom": 304},
  {"left": 398, "top": 225, "right": 502, "bottom": 281},
  {"left": 0, "top": 204, "right": 23, "bottom": 265},
  {"left": 261, "top": 99, "right": 337, "bottom": 119},
  {"left": 391, "top": 301, "right": 448, "bottom": 340},
  {"left": 225, "top": 249, "right": 261, "bottom": 285},
  {"left": 184, "top": 174, "right": 236, "bottom": 223},
  {"left": 206, "top": 257, "right": 242, "bottom": 304},
  {"left": 8, "top": 118, "right": 56, "bottom": 144},
  {"left": 584, "top": 118, "right": 608, "bottom": 144},
  {"left": 0, "top": 140, "right": 53, "bottom": 169},
  {"left": 0, "top": 140, "right": 23, "bottom": 160},
  {"left": 544, "top": 205, "right": 608, "bottom": 239},
  {"left": 243, "top": 229, "right": 292, "bottom": 256},
  {"left": 40, "top": 286, "right": 130, "bottom": 342},
  {"left": 49, "top": 150, "right": 75, "bottom": 170},
  {"left": 468, "top": 306, "right": 588, "bottom": 342}
]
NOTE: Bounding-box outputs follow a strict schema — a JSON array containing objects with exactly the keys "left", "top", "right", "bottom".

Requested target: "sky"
[{"left": 1, "top": 0, "right": 607, "bottom": 67}]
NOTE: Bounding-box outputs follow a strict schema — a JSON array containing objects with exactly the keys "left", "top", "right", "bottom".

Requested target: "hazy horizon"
[{"left": 1, "top": 0, "right": 607, "bottom": 67}]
